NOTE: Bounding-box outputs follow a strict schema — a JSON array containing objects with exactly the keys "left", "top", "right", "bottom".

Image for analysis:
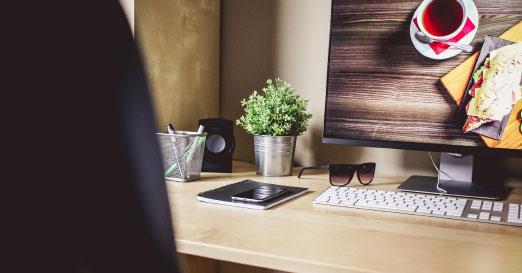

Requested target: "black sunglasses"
[{"left": 298, "top": 163, "right": 376, "bottom": 186}]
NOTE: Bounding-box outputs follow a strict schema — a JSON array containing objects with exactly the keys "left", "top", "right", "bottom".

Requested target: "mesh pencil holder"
[{"left": 157, "top": 131, "right": 207, "bottom": 182}]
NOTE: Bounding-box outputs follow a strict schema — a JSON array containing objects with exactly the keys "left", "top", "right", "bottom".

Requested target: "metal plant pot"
[{"left": 254, "top": 135, "right": 296, "bottom": 176}]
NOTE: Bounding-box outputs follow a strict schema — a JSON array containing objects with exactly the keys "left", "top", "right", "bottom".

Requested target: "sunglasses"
[{"left": 297, "top": 163, "right": 376, "bottom": 186}]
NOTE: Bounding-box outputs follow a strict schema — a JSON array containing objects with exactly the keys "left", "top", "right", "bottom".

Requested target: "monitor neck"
[{"left": 439, "top": 153, "right": 473, "bottom": 183}]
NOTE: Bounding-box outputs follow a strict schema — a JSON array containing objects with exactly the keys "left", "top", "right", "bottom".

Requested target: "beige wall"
[
  {"left": 220, "top": 0, "right": 522, "bottom": 181},
  {"left": 136, "top": 0, "right": 220, "bottom": 132}
]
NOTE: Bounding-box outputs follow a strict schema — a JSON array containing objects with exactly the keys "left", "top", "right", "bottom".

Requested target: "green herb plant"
[{"left": 237, "top": 78, "right": 313, "bottom": 136}]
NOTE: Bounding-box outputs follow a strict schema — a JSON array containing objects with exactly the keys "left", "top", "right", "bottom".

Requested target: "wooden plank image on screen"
[{"left": 324, "top": 0, "right": 522, "bottom": 149}]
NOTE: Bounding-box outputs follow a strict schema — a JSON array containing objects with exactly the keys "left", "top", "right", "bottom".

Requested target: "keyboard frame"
[{"left": 313, "top": 186, "right": 522, "bottom": 227}]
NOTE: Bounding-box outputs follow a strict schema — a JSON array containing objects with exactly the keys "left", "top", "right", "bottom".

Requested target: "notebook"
[{"left": 196, "top": 179, "right": 308, "bottom": 210}]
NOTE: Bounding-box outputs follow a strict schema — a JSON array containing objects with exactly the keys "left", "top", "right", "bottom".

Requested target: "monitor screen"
[{"left": 323, "top": 0, "right": 522, "bottom": 157}]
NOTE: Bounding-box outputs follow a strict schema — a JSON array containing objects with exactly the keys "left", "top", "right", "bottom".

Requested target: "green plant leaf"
[{"left": 236, "top": 78, "right": 313, "bottom": 136}]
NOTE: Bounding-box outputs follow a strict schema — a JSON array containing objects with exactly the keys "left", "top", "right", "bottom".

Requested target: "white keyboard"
[{"left": 313, "top": 186, "right": 522, "bottom": 227}]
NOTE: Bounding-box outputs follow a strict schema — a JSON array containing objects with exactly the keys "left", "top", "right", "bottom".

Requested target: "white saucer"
[{"left": 410, "top": 0, "right": 478, "bottom": 60}]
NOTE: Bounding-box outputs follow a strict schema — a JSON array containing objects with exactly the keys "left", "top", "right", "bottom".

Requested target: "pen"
[
  {"left": 167, "top": 124, "right": 175, "bottom": 134},
  {"left": 165, "top": 124, "right": 184, "bottom": 178},
  {"left": 185, "top": 125, "right": 205, "bottom": 165}
]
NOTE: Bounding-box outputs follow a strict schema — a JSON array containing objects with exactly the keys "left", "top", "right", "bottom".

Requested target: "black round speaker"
[
  {"left": 198, "top": 118, "right": 235, "bottom": 172},
  {"left": 206, "top": 134, "right": 227, "bottom": 154}
]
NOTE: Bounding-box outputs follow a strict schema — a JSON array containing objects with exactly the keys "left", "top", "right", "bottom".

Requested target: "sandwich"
[{"left": 463, "top": 41, "right": 522, "bottom": 133}]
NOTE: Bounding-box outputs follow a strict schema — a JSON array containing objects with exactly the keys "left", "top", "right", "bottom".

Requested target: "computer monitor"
[{"left": 323, "top": 0, "right": 522, "bottom": 200}]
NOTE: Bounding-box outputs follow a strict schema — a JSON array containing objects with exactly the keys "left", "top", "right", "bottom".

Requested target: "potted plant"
[{"left": 237, "top": 78, "right": 313, "bottom": 176}]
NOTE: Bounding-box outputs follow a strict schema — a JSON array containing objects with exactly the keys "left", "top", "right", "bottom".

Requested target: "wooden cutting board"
[{"left": 440, "top": 21, "right": 522, "bottom": 149}]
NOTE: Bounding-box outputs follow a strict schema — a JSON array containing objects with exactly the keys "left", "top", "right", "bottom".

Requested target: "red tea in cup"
[{"left": 422, "top": 0, "right": 464, "bottom": 37}]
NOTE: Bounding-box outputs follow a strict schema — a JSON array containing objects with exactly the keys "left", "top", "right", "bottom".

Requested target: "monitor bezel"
[{"left": 322, "top": 2, "right": 522, "bottom": 159}]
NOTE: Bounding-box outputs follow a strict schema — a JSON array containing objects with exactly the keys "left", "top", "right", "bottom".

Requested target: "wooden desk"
[{"left": 167, "top": 162, "right": 522, "bottom": 273}]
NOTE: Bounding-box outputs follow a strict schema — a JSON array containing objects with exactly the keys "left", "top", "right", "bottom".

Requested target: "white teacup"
[{"left": 416, "top": 0, "right": 469, "bottom": 41}]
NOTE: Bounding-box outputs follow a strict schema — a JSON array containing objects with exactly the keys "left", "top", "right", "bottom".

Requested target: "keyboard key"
[
  {"left": 396, "top": 205, "right": 416, "bottom": 212},
  {"left": 467, "top": 214, "right": 478, "bottom": 219},
  {"left": 471, "top": 200, "right": 482, "bottom": 209},
  {"left": 490, "top": 216, "right": 501, "bottom": 222},
  {"left": 416, "top": 207, "right": 432, "bottom": 214},
  {"left": 329, "top": 198, "right": 341, "bottom": 204},
  {"left": 479, "top": 212, "right": 490, "bottom": 220},
  {"left": 456, "top": 200, "right": 468, "bottom": 206},
  {"left": 446, "top": 210, "right": 463, "bottom": 217},
  {"left": 432, "top": 209, "right": 445, "bottom": 215},
  {"left": 482, "top": 201, "right": 492, "bottom": 211},
  {"left": 340, "top": 200, "right": 355, "bottom": 206}
]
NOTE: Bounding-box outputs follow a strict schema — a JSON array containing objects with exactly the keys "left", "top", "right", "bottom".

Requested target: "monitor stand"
[{"left": 397, "top": 153, "right": 502, "bottom": 200}]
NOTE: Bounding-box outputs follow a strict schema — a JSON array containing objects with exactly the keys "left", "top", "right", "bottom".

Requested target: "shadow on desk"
[{"left": 297, "top": 176, "right": 402, "bottom": 187}]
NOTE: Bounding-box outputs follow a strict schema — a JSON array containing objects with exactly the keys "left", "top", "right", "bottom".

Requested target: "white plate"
[{"left": 410, "top": 0, "right": 478, "bottom": 60}]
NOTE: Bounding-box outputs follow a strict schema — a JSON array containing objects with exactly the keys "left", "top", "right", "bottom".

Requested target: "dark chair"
[{"left": 8, "top": 2, "right": 181, "bottom": 272}]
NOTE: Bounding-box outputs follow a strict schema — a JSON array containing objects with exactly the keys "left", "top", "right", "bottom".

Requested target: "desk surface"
[{"left": 167, "top": 162, "right": 522, "bottom": 273}]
